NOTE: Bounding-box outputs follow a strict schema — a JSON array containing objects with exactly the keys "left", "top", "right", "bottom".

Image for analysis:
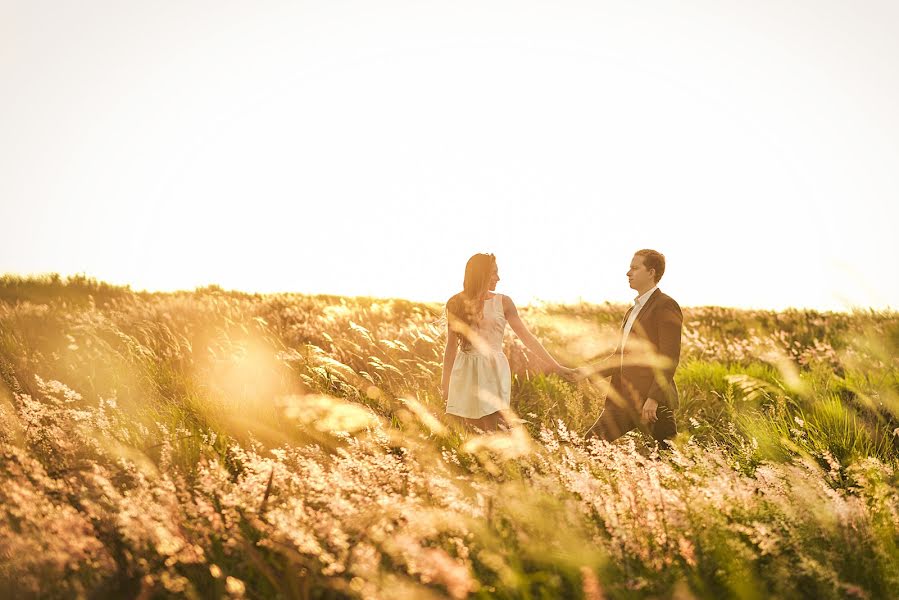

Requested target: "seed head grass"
[{"left": 0, "top": 274, "right": 897, "bottom": 598}]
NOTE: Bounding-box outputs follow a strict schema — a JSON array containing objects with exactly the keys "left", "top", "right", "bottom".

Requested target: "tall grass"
[{"left": 0, "top": 275, "right": 897, "bottom": 599}]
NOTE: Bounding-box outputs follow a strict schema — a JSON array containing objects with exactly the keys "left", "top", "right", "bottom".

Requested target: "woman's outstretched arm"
[{"left": 502, "top": 295, "right": 567, "bottom": 373}]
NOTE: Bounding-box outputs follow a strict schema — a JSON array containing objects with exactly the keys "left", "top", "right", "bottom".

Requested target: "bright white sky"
[{"left": 2, "top": 0, "right": 898, "bottom": 310}]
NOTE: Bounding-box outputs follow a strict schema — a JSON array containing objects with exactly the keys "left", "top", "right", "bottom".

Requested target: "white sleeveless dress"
[{"left": 446, "top": 294, "right": 512, "bottom": 419}]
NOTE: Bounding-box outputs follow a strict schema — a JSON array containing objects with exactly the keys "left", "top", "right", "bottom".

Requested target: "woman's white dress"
[{"left": 446, "top": 294, "right": 512, "bottom": 418}]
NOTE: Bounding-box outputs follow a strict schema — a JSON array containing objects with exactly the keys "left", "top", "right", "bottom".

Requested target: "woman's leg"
[
  {"left": 444, "top": 412, "right": 508, "bottom": 432},
  {"left": 444, "top": 413, "right": 488, "bottom": 432},
  {"left": 477, "top": 411, "right": 508, "bottom": 431},
  {"left": 444, "top": 413, "right": 471, "bottom": 431}
]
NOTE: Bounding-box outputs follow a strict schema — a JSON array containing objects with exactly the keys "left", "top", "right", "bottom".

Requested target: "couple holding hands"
[{"left": 440, "top": 250, "right": 683, "bottom": 442}]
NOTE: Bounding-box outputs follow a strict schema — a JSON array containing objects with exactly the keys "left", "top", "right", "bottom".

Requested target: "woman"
[{"left": 441, "top": 253, "right": 572, "bottom": 431}]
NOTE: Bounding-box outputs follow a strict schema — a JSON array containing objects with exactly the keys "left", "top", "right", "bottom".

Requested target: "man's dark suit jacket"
[{"left": 596, "top": 289, "right": 683, "bottom": 410}]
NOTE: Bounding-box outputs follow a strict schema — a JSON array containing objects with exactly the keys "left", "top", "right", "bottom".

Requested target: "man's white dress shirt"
[{"left": 620, "top": 285, "right": 658, "bottom": 367}]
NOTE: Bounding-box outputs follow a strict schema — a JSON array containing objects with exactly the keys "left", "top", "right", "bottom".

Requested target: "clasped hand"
[
  {"left": 557, "top": 365, "right": 583, "bottom": 383},
  {"left": 558, "top": 365, "right": 593, "bottom": 383}
]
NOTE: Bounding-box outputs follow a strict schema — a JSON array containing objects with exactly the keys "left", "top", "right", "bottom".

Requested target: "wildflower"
[
  {"left": 580, "top": 566, "right": 605, "bottom": 600},
  {"left": 677, "top": 537, "right": 696, "bottom": 567},
  {"left": 225, "top": 576, "right": 246, "bottom": 597},
  {"left": 278, "top": 394, "right": 379, "bottom": 433},
  {"left": 400, "top": 396, "right": 448, "bottom": 436},
  {"left": 462, "top": 426, "right": 532, "bottom": 460}
]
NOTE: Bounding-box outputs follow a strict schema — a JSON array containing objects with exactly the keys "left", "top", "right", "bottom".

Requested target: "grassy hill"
[{"left": 1, "top": 275, "right": 897, "bottom": 599}]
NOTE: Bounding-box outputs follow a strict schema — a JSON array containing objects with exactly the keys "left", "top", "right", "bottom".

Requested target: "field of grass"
[{"left": 1, "top": 274, "right": 898, "bottom": 599}]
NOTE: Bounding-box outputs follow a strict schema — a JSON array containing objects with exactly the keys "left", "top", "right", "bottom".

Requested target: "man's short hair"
[{"left": 635, "top": 249, "right": 666, "bottom": 283}]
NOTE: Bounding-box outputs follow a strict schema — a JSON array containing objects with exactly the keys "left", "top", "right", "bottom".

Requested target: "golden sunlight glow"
[{"left": 2, "top": 1, "right": 898, "bottom": 310}]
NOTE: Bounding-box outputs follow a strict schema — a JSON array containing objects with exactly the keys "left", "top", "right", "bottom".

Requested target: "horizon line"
[{"left": 1, "top": 271, "right": 895, "bottom": 315}]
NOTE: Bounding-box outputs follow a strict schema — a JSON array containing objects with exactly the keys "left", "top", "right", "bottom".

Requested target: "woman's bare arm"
[
  {"left": 502, "top": 295, "right": 565, "bottom": 372},
  {"left": 441, "top": 327, "right": 459, "bottom": 399}
]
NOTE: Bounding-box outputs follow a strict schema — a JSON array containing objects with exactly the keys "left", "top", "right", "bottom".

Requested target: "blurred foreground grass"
[{"left": 1, "top": 275, "right": 898, "bottom": 599}]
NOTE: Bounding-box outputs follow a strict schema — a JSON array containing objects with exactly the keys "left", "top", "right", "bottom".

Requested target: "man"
[{"left": 582, "top": 249, "right": 683, "bottom": 442}]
